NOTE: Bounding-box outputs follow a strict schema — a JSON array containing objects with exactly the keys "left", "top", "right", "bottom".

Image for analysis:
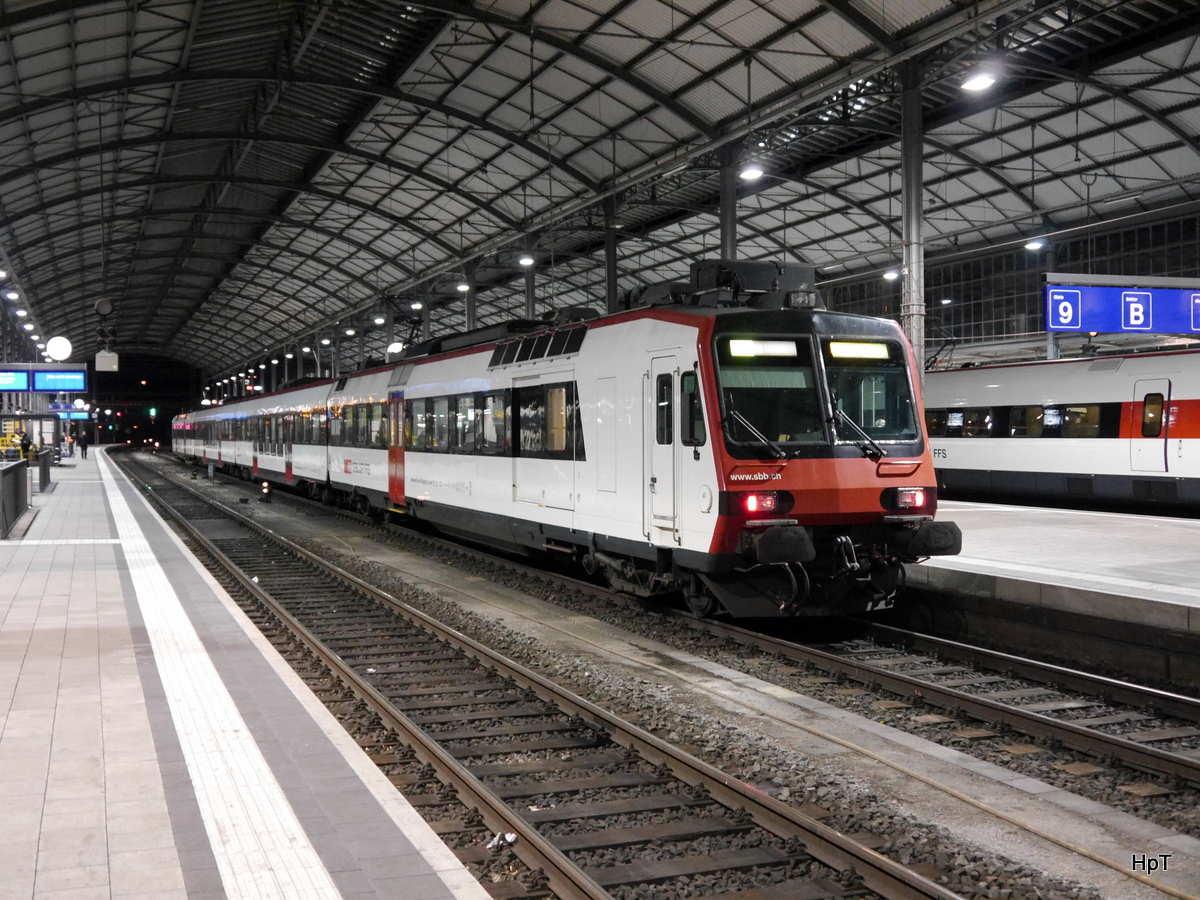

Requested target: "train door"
[
  {"left": 645, "top": 356, "right": 677, "bottom": 537},
  {"left": 513, "top": 375, "right": 575, "bottom": 510},
  {"left": 388, "top": 391, "right": 405, "bottom": 506},
  {"left": 284, "top": 415, "right": 294, "bottom": 483},
  {"left": 1131, "top": 379, "right": 1170, "bottom": 472}
]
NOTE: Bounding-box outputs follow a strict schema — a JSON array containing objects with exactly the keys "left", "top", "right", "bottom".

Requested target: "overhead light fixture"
[
  {"left": 344, "top": 328, "right": 355, "bottom": 336},
  {"left": 738, "top": 160, "right": 764, "bottom": 181},
  {"left": 320, "top": 337, "right": 331, "bottom": 346},
  {"left": 258, "top": 363, "right": 266, "bottom": 369},
  {"left": 941, "top": 298, "right": 953, "bottom": 305},
  {"left": 1025, "top": 238, "right": 1045, "bottom": 251},
  {"left": 36, "top": 342, "right": 44, "bottom": 348},
  {"left": 23, "top": 323, "right": 34, "bottom": 331},
  {"left": 30, "top": 333, "right": 39, "bottom": 340},
  {"left": 301, "top": 346, "right": 311, "bottom": 353},
  {"left": 270, "top": 358, "right": 278, "bottom": 364},
  {"left": 5, "top": 290, "right": 18, "bottom": 300},
  {"left": 386, "top": 341, "right": 404, "bottom": 354},
  {"left": 961, "top": 69, "right": 997, "bottom": 92},
  {"left": 411, "top": 301, "right": 423, "bottom": 310},
  {"left": 456, "top": 281, "right": 470, "bottom": 292},
  {"left": 15, "top": 308, "right": 26, "bottom": 316},
  {"left": 0, "top": 269, "right": 6, "bottom": 278},
  {"left": 285, "top": 352, "right": 294, "bottom": 359},
  {"left": 518, "top": 253, "right": 535, "bottom": 267},
  {"left": 883, "top": 270, "right": 899, "bottom": 281},
  {"left": 374, "top": 315, "right": 386, "bottom": 325}
]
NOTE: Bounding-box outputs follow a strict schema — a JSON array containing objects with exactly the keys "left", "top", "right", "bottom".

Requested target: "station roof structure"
[{"left": 1, "top": 0, "right": 1199, "bottom": 380}]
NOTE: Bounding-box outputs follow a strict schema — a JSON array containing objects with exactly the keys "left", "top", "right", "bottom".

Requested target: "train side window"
[
  {"left": 547, "top": 387, "right": 569, "bottom": 452},
  {"left": 1009, "top": 406, "right": 1044, "bottom": 438},
  {"left": 430, "top": 397, "right": 450, "bottom": 450},
  {"left": 655, "top": 374, "right": 673, "bottom": 445},
  {"left": 962, "top": 408, "right": 992, "bottom": 437},
  {"left": 480, "top": 391, "right": 509, "bottom": 454},
  {"left": 681, "top": 371, "right": 706, "bottom": 446},
  {"left": 925, "top": 408, "right": 948, "bottom": 436},
  {"left": 375, "top": 403, "right": 388, "bottom": 448},
  {"left": 531, "top": 333, "right": 553, "bottom": 359},
  {"left": 405, "top": 399, "right": 428, "bottom": 450},
  {"left": 1063, "top": 405, "right": 1101, "bottom": 438},
  {"left": 454, "top": 395, "right": 476, "bottom": 452},
  {"left": 1142, "top": 393, "right": 1164, "bottom": 437},
  {"left": 500, "top": 342, "right": 520, "bottom": 365}
]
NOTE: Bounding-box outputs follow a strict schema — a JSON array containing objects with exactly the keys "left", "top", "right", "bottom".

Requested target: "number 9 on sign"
[{"left": 1048, "top": 289, "right": 1081, "bottom": 329}]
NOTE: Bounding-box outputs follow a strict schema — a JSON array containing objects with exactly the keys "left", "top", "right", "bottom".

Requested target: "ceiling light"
[
  {"left": 321, "top": 337, "right": 331, "bottom": 346},
  {"left": 345, "top": 328, "right": 355, "bottom": 336},
  {"left": 411, "top": 301, "right": 423, "bottom": 310},
  {"left": 518, "top": 253, "right": 535, "bottom": 267},
  {"left": 374, "top": 315, "right": 385, "bottom": 325},
  {"left": 386, "top": 341, "right": 404, "bottom": 354},
  {"left": 301, "top": 346, "right": 311, "bottom": 353},
  {"left": 36, "top": 342, "right": 44, "bottom": 348},
  {"left": 0, "top": 269, "right": 6, "bottom": 278},
  {"left": 30, "top": 333, "right": 39, "bottom": 340},
  {"left": 1025, "top": 238, "right": 1045, "bottom": 251},
  {"left": 962, "top": 70, "right": 996, "bottom": 92},
  {"left": 258, "top": 363, "right": 267, "bottom": 369},
  {"left": 738, "top": 160, "right": 763, "bottom": 181},
  {"left": 15, "top": 308, "right": 26, "bottom": 316},
  {"left": 941, "top": 298, "right": 953, "bottom": 305},
  {"left": 285, "top": 352, "right": 294, "bottom": 359},
  {"left": 5, "top": 290, "right": 18, "bottom": 300},
  {"left": 456, "top": 281, "right": 470, "bottom": 292},
  {"left": 23, "top": 323, "right": 34, "bottom": 331},
  {"left": 883, "top": 270, "right": 899, "bottom": 281},
  {"left": 270, "top": 358, "right": 278, "bottom": 364}
]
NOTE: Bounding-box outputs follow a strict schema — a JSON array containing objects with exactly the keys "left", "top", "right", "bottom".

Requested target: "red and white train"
[
  {"left": 924, "top": 349, "right": 1200, "bottom": 506},
  {"left": 173, "top": 260, "right": 961, "bottom": 618}
]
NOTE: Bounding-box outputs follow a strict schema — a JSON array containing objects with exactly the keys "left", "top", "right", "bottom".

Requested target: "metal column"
[
  {"left": 465, "top": 261, "right": 477, "bottom": 331},
  {"left": 900, "top": 66, "right": 926, "bottom": 376},
  {"left": 524, "top": 261, "right": 536, "bottom": 319},
  {"left": 604, "top": 196, "right": 619, "bottom": 314},
  {"left": 718, "top": 146, "right": 738, "bottom": 259}
]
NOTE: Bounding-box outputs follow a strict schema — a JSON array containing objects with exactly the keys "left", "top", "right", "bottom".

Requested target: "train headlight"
[
  {"left": 881, "top": 486, "right": 934, "bottom": 510},
  {"left": 744, "top": 492, "right": 777, "bottom": 514}
]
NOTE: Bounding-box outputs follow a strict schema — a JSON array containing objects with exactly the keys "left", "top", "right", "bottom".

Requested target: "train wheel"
[{"left": 685, "top": 586, "right": 718, "bottom": 618}]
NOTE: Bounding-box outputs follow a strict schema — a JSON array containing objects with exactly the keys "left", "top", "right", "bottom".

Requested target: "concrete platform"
[
  {"left": 913, "top": 500, "right": 1200, "bottom": 635},
  {"left": 0, "top": 448, "right": 490, "bottom": 900}
]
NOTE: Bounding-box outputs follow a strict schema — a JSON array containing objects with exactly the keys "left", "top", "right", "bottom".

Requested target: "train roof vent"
[
  {"left": 488, "top": 324, "right": 587, "bottom": 369},
  {"left": 1087, "top": 358, "right": 1123, "bottom": 372}
]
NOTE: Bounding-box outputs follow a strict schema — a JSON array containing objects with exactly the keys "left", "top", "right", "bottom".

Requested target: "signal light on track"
[{"left": 260, "top": 481, "right": 272, "bottom": 502}]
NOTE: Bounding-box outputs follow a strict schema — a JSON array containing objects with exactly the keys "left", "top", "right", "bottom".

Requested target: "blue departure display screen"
[
  {"left": 0, "top": 370, "right": 30, "bottom": 391},
  {"left": 1046, "top": 283, "right": 1200, "bottom": 333},
  {"left": 32, "top": 370, "right": 86, "bottom": 391}
]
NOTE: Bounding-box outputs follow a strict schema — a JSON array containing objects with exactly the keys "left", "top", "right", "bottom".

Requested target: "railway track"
[{"left": 117, "top": 450, "right": 960, "bottom": 900}]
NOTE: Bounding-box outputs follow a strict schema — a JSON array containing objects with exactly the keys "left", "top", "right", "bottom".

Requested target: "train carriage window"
[
  {"left": 962, "top": 408, "right": 993, "bottom": 437},
  {"left": 374, "top": 403, "right": 388, "bottom": 448},
  {"left": 531, "top": 333, "right": 553, "bottom": 359},
  {"left": 547, "top": 387, "right": 569, "bottom": 452},
  {"left": 563, "top": 327, "right": 586, "bottom": 354},
  {"left": 480, "top": 391, "right": 509, "bottom": 454},
  {"left": 488, "top": 344, "right": 508, "bottom": 367},
  {"left": 329, "top": 407, "right": 343, "bottom": 446},
  {"left": 1063, "top": 405, "right": 1101, "bottom": 439},
  {"left": 655, "top": 374, "right": 673, "bottom": 445},
  {"left": 405, "top": 398, "right": 428, "bottom": 450},
  {"left": 925, "top": 408, "right": 948, "bottom": 436},
  {"left": 1009, "top": 406, "right": 1044, "bottom": 438},
  {"left": 681, "top": 371, "right": 706, "bottom": 446},
  {"left": 430, "top": 397, "right": 450, "bottom": 450},
  {"left": 1142, "top": 393, "right": 1164, "bottom": 438},
  {"left": 454, "top": 396, "right": 476, "bottom": 452},
  {"left": 516, "top": 338, "right": 537, "bottom": 363},
  {"left": 548, "top": 330, "right": 571, "bottom": 357},
  {"left": 519, "top": 389, "right": 545, "bottom": 454}
]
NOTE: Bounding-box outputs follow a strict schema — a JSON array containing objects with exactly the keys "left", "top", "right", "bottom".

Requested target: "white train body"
[
  {"left": 175, "top": 301, "right": 960, "bottom": 617},
  {"left": 924, "top": 350, "right": 1200, "bottom": 504}
]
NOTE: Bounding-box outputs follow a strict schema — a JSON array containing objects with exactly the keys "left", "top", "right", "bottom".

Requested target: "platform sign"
[
  {"left": 1047, "top": 283, "right": 1200, "bottom": 333},
  {"left": 0, "top": 370, "right": 30, "bottom": 391},
  {"left": 32, "top": 369, "right": 86, "bottom": 391}
]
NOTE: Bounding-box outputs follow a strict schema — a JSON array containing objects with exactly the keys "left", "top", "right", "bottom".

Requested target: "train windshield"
[
  {"left": 714, "top": 337, "right": 825, "bottom": 454},
  {"left": 821, "top": 339, "right": 919, "bottom": 443}
]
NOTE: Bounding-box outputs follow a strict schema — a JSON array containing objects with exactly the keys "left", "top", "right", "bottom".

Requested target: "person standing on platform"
[
  {"left": 77, "top": 428, "right": 89, "bottom": 459},
  {"left": 19, "top": 430, "right": 32, "bottom": 461}
]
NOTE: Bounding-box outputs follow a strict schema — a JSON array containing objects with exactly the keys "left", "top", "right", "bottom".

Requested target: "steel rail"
[{"left": 123, "top": 451, "right": 963, "bottom": 900}]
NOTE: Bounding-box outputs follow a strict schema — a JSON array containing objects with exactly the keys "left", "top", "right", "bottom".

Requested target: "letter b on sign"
[{"left": 1122, "top": 291, "right": 1152, "bottom": 331}]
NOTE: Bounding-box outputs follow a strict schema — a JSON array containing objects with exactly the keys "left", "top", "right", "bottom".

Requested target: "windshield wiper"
[
  {"left": 725, "top": 407, "right": 787, "bottom": 459},
  {"left": 834, "top": 409, "right": 887, "bottom": 459}
]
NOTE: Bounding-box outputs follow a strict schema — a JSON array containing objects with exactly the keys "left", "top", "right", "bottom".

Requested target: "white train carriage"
[
  {"left": 175, "top": 260, "right": 960, "bottom": 617},
  {"left": 924, "top": 349, "right": 1200, "bottom": 505}
]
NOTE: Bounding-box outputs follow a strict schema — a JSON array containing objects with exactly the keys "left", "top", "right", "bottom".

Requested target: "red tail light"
[{"left": 744, "top": 493, "right": 778, "bottom": 514}]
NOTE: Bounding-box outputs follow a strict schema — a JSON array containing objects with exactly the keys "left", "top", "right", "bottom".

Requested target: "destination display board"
[
  {"left": 32, "top": 369, "right": 86, "bottom": 391},
  {"left": 0, "top": 370, "right": 30, "bottom": 391},
  {"left": 1046, "top": 283, "right": 1200, "bottom": 333}
]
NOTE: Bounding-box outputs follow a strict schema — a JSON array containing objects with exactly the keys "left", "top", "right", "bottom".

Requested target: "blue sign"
[
  {"left": 56, "top": 411, "right": 90, "bottom": 420},
  {"left": 32, "top": 370, "right": 86, "bottom": 391},
  {"left": 1047, "top": 283, "right": 1200, "bottom": 333},
  {"left": 0, "top": 370, "right": 30, "bottom": 391}
]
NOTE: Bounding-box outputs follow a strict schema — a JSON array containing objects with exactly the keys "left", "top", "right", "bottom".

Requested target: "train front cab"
[{"left": 683, "top": 312, "right": 962, "bottom": 618}]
